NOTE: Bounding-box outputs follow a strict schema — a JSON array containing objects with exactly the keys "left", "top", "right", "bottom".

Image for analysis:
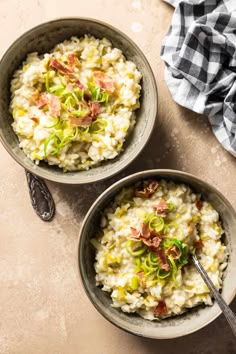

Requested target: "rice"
[
  {"left": 93, "top": 180, "right": 228, "bottom": 320},
  {"left": 10, "top": 35, "right": 142, "bottom": 171}
]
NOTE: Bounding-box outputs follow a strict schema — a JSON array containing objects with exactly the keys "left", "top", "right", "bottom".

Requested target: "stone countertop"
[{"left": 0, "top": 0, "right": 236, "bottom": 353}]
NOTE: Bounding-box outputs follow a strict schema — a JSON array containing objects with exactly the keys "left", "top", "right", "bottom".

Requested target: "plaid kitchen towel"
[{"left": 161, "top": 0, "right": 236, "bottom": 157}]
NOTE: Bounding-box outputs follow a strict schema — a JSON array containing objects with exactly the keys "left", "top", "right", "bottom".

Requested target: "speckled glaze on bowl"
[
  {"left": 78, "top": 169, "right": 236, "bottom": 339},
  {"left": 0, "top": 18, "right": 157, "bottom": 184}
]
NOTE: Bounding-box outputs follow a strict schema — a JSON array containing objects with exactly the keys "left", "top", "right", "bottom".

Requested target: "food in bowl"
[
  {"left": 10, "top": 35, "right": 142, "bottom": 171},
  {"left": 92, "top": 179, "right": 228, "bottom": 320}
]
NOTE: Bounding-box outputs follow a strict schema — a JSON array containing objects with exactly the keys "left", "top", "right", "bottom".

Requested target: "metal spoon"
[
  {"left": 191, "top": 253, "right": 236, "bottom": 337},
  {"left": 25, "top": 170, "right": 55, "bottom": 221}
]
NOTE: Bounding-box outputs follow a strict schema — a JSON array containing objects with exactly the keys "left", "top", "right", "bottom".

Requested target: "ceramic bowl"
[
  {"left": 78, "top": 169, "right": 236, "bottom": 339},
  {"left": 0, "top": 18, "right": 157, "bottom": 184}
]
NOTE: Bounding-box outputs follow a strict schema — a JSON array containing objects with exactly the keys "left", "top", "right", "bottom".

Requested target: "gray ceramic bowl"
[
  {"left": 0, "top": 18, "right": 157, "bottom": 184},
  {"left": 78, "top": 169, "right": 236, "bottom": 339}
]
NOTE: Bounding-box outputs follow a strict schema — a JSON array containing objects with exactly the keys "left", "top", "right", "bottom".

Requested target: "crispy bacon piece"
[
  {"left": 68, "top": 101, "right": 100, "bottom": 128},
  {"left": 89, "top": 101, "right": 100, "bottom": 118},
  {"left": 68, "top": 115, "right": 93, "bottom": 127},
  {"left": 167, "top": 245, "right": 181, "bottom": 260},
  {"left": 74, "top": 78, "right": 86, "bottom": 90},
  {"left": 143, "top": 236, "right": 161, "bottom": 249},
  {"left": 156, "top": 249, "right": 170, "bottom": 271},
  {"left": 152, "top": 236, "right": 161, "bottom": 248},
  {"left": 135, "top": 180, "right": 159, "bottom": 198},
  {"left": 30, "top": 117, "right": 39, "bottom": 123},
  {"left": 36, "top": 93, "right": 48, "bottom": 108},
  {"left": 94, "top": 71, "right": 114, "bottom": 92},
  {"left": 153, "top": 199, "right": 168, "bottom": 217},
  {"left": 49, "top": 95, "right": 61, "bottom": 117},
  {"left": 154, "top": 300, "right": 168, "bottom": 317},
  {"left": 130, "top": 224, "right": 150, "bottom": 239},
  {"left": 194, "top": 240, "right": 204, "bottom": 249},
  {"left": 130, "top": 227, "right": 140, "bottom": 238},
  {"left": 140, "top": 223, "right": 151, "bottom": 239},
  {"left": 196, "top": 199, "right": 203, "bottom": 211},
  {"left": 67, "top": 53, "right": 78, "bottom": 68},
  {"left": 50, "top": 58, "right": 73, "bottom": 75}
]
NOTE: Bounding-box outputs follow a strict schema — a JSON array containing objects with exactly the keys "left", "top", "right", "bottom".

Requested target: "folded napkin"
[{"left": 161, "top": 0, "right": 236, "bottom": 157}]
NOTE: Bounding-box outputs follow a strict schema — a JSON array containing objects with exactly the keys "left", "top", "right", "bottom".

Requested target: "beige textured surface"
[{"left": 0, "top": 0, "right": 236, "bottom": 353}]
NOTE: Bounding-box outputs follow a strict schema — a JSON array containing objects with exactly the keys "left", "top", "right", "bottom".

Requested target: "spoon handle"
[
  {"left": 25, "top": 170, "right": 55, "bottom": 221},
  {"left": 192, "top": 254, "right": 236, "bottom": 337}
]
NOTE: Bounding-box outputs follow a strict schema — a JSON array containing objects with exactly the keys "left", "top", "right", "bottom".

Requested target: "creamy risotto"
[
  {"left": 10, "top": 36, "right": 141, "bottom": 171},
  {"left": 93, "top": 180, "right": 228, "bottom": 320}
]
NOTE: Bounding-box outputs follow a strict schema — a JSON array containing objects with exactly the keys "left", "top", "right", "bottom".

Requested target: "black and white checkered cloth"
[{"left": 161, "top": 0, "right": 236, "bottom": 156}]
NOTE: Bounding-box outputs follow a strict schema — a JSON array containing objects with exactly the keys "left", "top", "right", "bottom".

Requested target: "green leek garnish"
[
  {"left": 41, "top": 69, "right": 114, "bottom": 160},
  {"left": 60, "top": 127, "right": 79, "bottom": 147},
  {"left": 125, "top": 240, "right": 147, "bottom": 257},
  {"left": 144, "top": 212, "right": 165, "bottom": 232},
  {"left": 148, "top": 252, "right": 158, "bottom": 266},
  {"left": 168, "top": 256, "right": 177, "bottom": 275},
  {"left": 163, "top": 238, "right": 189, "bottom": 267},
  {"left": 49, "top": 84, "right": 64, "bottom": 94},
  {"left": 44, "top": 127, "right": 78, "bottom": 157},
  {"left": 64, "top": 95, "right": 74, "bottom": 107},
  {"left": 45, "top": 72, "right": 50, "bottom": 92},
  {"left": 90, "top": 119, "right": 107, "bottom": 134},
  {"left": 157, "top": 267, "right": 171, "bottom": 279},
  {"left": 126, "top": 237, "right": 189, "bottom": 286},
  {"left": 44, "top": 133, "right": 60, "bottom": 157},
  {"left": 134, "top": 257, "right": 142, "bottom": 273},
  {"left": 71, "top": 109, "right": 89, "bottom": 117},
  {"left": 72, "top": 92, "right": 79, "bottom": 104},
  {"left": 87, "top": 82, "right": 109, "bottom": 104}
]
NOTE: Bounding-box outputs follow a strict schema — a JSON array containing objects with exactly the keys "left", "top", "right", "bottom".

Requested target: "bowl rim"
[
  {"left": 0, "top": 17, "right": 158, "bottom": 184},
  {"left": 78, "top": 168, "right": 236, "bottom": 339}
]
